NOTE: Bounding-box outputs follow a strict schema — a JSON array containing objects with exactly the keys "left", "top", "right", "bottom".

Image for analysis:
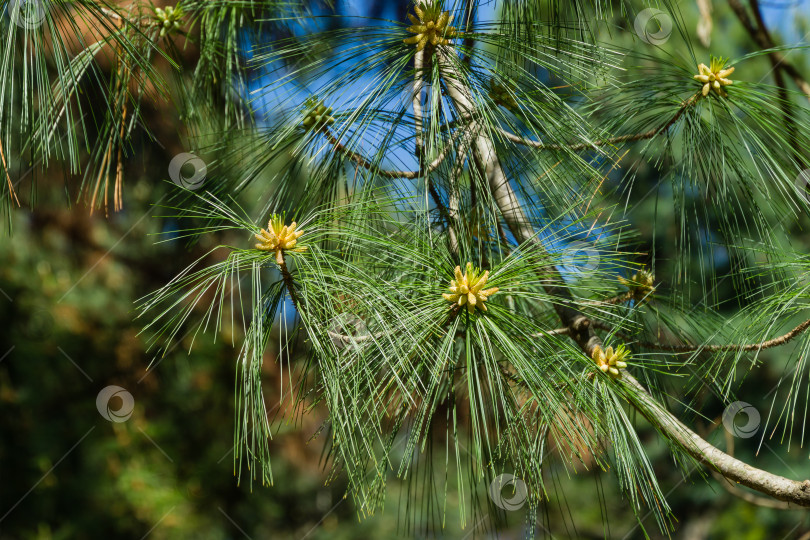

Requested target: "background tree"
[{"left": 3, "top": 0, "right": 810, "bottom": 538}]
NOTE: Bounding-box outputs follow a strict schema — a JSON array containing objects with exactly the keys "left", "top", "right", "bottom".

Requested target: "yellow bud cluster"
[
  {"left": 591, "top": 344, "right": 630, "bottom": 378},
  {"left": 404, "top": 3, "right": 458, "bottom": 52},
  {"left": 255, "top": 216, "right": 307, "bottom": 265},
  {"left": 442, "top": 262, "right": 499, "bottom": 314},
  {"left": 693, "top": 57, "right": 734, "bottom": 98}
]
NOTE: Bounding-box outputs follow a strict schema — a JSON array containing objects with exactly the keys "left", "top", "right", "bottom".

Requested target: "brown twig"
[
  {"left": 0, "top": 137, "right": 20, "bottom": 207},
  {"left": 319, "top": 122, "right": 466, "bottom": 181},
  {"left": 582, "top": 291, "right": 637, "bottom": 306},
  {"left": 495, "top": 94, "right": 699, "bottom": 151},
  {"left": 96, "top": 4, "right": 155, "bottom": 28},
  {"left": 277, "top": 254, "right": 302, "bottom": 311},
  {"left": 607, "top": 318, "right": 810, "bottom": 354},
  {"left": 727, "top": 0, "right": 810, "bottom": 102},
  {"left": 748, "top": 0, "right": 805, "bottom": 167},
  {"left": 427, "top": 180, "right": 452, "bottom": 225},
  {"left": 531, "top": 327, "right": 571, "bottom": 338}
]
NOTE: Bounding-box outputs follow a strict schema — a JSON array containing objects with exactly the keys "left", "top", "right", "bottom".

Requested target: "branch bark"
[
  {"left": 413, "top": 49, "right": 426, "bottom": 160},
  {"left": 622, "top": 372, "right": 810, "bottom": 506},
  {"left": 700, "top": 422, "right": 802, "bottom": 510}
]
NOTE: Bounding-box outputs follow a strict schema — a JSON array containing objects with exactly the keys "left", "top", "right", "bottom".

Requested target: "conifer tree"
[{"left": 4, "top": 0, "right": 810, "bottom": 536}]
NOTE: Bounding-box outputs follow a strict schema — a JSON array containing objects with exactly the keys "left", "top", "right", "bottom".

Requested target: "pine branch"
[
  {"left": 315, "top": 48, "right": 466, "bottom": 183},
  {"left": 430, "top": 21, "right": 810, "bottom": 507},
  {"left": 495, "top": 94, "right": 699, "bottom": 151},
  {"left": 435, "top": 47, "right": 603, "bottom": 356},
  {"left": 413, "top": 48, "right": 426, "bottom": 159},
  {"left": 699, "top": 421, "right": 801, "bottom": 510},
  {"left": 96, "top": 4, "right": 154, "bottom": 27},
  {"left": 411, "top": 48, "right": 458, "bottom": 250},
  {"left": 445, "top": 117, "right": 474, "bottom": 256},
  {"left": 713, "top": 469, "right": 802, "bottom": 510},
  {"left": 582, "top": 290, "right": 643, "bottom": 306},
  {"left": 427, "top": 180, "right": 451, "bottom": 223},
  {"left": 744, "top": 0, "right": 805, "bottom": 167},
  {"left": 532, "top": 327, "right": 571, "bottom": 338},
  {"left": 622, "top": 372, "right": 810, "bottom": 507}
]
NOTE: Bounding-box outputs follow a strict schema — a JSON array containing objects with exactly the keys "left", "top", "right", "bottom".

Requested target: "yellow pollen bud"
[
  {"left": 443, "top": 263, "right": 499, "bottom": 314},
  {"left": 254, "top": 215, "right": 308, "bottom": 264}
]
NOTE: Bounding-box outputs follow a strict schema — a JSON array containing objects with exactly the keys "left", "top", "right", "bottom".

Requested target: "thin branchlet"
[
  {"left": 603, "top": 318, "right": 810, "bottom": 354},
  {"left": 497, "top": 94, "right": 700, "bottom": 151}
]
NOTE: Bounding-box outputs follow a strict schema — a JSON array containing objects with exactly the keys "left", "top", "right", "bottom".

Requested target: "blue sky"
[{"left": 762, "top": 0, "right": 809, "bottom": 45}]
